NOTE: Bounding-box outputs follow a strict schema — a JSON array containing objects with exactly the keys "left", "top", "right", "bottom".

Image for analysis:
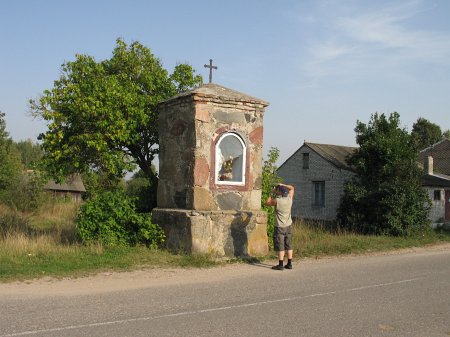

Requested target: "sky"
[{"left": 1, "top": 0, "right": 450, "bottom": 165}]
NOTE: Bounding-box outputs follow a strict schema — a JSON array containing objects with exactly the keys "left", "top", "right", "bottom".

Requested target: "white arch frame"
[{"left": 215, "top": 132, "right": 246, "bottom": 186}]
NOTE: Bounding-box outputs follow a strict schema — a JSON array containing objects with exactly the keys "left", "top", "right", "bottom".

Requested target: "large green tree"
[
  {"left": 411, "top": 117, "right": 442, "bottom": 150},
  {"left": 337, "top": 112, "right": 431, "bottom": 236},
  {"left": 30, "top": 39, "right": 202, "bottom": 183}
]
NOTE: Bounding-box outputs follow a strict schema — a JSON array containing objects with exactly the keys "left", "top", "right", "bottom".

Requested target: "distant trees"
[
  {"left": 338, "top": 112, "right": 431, "bottom": 236},
  {"left": 30, "top": 38, "right": 202, "bottom": 185},
  {"left": 411, "top": 117, "right": 444, "bottom": 150},
  {"left": 0, "top": 112, "right": 21, "bottom": 196},
  {"left": 0, "top": 112, "right": 46, "bottom": 210},
  {"left": 14, "top": 140, "right": 43, "bottom": 169}
]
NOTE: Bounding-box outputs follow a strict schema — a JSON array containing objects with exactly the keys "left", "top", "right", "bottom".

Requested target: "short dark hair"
[{"left": 276, "top": 185, "right": 289, "bottom": 197}]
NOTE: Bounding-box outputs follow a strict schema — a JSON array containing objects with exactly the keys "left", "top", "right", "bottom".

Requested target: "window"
[
  {"left": 215, "top": 132, "right": 246, "bottom": 185},
  {"left": 434, "top": 190, "right": 441, "bottom": 201},
  {"left": 313, "top": 181, "right": 325, "bottom": 206},
  {"left": 303, "top": 153, "right": 309, "bottom": 169}
]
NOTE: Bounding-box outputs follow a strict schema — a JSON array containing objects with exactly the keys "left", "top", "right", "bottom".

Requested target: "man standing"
[{"left": 265, "top": 183, "right": 295, "bottom": 270}]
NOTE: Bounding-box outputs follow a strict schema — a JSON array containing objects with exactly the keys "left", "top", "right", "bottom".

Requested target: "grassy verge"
[
  {"left": 291, "top": 219, "right": 450, "bottom": 258},
  {"left": 1, "top": 203, "right": 449, "bottom": 282},
  {"left": 0, "top": 234, "right": 219, "bottom": 282}
]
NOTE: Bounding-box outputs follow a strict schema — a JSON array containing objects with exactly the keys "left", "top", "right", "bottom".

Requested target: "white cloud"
[{"left": 299, "top": 0, "right": 450, "bottom": 83}]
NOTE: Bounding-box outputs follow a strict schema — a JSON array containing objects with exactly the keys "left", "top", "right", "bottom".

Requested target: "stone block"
[
  {"left": 216, "top": 192, "right": 243, "bottom": 210},
  {"left": 170, "top": 119, "right": 187, "bottom": 136},
  {"left": 194, "top": 157, "right": 209, "bottom": 186},
  {"left": 195, "top": 103, "right": 210, "bottom": 122},
  {"left": 249, "top": 126, "right": 263, "bottom": 145},
  {"left": 213, "top": 110, "right": 246, "bottom": 125},
  {"left": 243, "top": 189, "right": 262, "bottom": 210},
  {"left": 192, "top": 186, "right": 217, "bottom": 210}
]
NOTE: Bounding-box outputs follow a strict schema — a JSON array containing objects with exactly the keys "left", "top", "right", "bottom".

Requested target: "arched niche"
[{"left": 215, "top": 132, "right": 246, "bottom": 186}]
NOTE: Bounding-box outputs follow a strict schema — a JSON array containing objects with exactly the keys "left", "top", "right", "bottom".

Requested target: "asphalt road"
[{"left": 1, "top": 246, "right": 449, "bottom": 337}]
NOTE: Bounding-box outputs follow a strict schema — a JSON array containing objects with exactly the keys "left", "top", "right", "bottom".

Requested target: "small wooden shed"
[{"left": 44, "top": 174, "right": 86, "bottom": 202}]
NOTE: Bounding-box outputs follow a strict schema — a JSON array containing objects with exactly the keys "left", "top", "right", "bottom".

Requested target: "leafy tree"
[
  {"left": 14, "top": 139, "right": 43, "bottom": 169},
  {"left": 411, "top": 117, "right": 442, "bottom": 150},
  {"left": 0, "top": 112, "right": 47, "bottom": 210},
  {"left": 337, "top": 112, "right": 431, "bottom": 236},
  {"left": 3, "top": 171, "right": 47, "bottom": 212},
  {"left": 0, "top": 111, "right": 8, "bottom": 142},
  {"left": 443, "top": 129, "right": 450, "bottom": 139},
  {"left": 261, "top": 147, "right": 282, "bottom": 244},
  {"left": 30, "top": 38, "right": 202, "bottom": 184},
  {"left": 80, "top": 170, "right": 125, "bottom": 201},
  {"left": 0, "top": 112, "right": 22, "bottom": 198}
]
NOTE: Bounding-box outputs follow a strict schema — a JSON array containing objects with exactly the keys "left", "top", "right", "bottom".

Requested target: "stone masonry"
[{"left": 152, "top": 83, "right": 269, "bottom": 257}]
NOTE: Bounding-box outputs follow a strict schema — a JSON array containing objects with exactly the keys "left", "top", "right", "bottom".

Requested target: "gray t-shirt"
[{"left": 275, "top": 195, "right": 293, "bottom": 228}]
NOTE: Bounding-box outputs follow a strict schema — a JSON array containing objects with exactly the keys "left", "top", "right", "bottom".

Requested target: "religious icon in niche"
[{"left": 216, "top": 132, "right": 246, "bottom": 185}]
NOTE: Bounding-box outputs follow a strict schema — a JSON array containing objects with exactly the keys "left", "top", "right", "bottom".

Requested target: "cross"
[{"left": 204, "top": 59, "right": 218, "bottom": 83}]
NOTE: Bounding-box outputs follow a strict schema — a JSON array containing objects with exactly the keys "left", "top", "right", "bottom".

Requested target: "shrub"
[
  {"left": 2, "top": 171, "right": 48, "bottom": 212},
  {"left": 76, "top": 190, "right": 164, "bottom": 247},
  {"left": 261, "top": 147, "right": 282, "bottom": 246},
  {"left": 126, "top": 170, "right": 157, "bottom": 213}
]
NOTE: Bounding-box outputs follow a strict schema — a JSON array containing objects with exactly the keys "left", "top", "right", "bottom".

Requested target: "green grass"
[
  {"left": 1, "top": 202, "right": 449, "bottom": 282},
  {"left": 291, "top": 219, "right": 450, "bottom": 258},
  {"left": 0, "top": 234, "right": 220, "bottom": 282}
]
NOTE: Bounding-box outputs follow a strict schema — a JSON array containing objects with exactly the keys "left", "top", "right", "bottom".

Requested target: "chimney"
[{"left": 424, "top": 156, "right": 433, "bottom": 175}]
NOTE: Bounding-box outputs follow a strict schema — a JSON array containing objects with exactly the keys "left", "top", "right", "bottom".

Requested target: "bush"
[
  {"left": 76, "top": 190, "right": 164, "bottom": 247},
  {"left": 126, "top": 170, "right": 157, "bottom": 213},
  {"left": 2, "top": 171, "right": 48, "bottom": 212},
  {"left": 261, "top": 147, "right": 282, "bottom": 246}
]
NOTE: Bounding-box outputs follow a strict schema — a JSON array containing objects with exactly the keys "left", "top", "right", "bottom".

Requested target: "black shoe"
[
  {"left": 284, "top": 264, "right": 292, "bottom": 270},
  {"left": 272, "top": 265, "right": 284, "bottom": 271}
]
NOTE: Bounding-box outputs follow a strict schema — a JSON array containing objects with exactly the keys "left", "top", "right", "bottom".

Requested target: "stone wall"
[
  {"left": 157, "top": 84, "right": 267, "bottom": 212},
  {"left": 152, "top": 208, "right": 268, "bottom": 257},
  {"left": 155, "top": 84, "right": 269, "bottom": 257}
]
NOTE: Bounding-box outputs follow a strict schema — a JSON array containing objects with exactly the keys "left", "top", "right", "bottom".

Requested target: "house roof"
[
  {"left": 278, "top": 141, "right": 357, "bottom": 172},
  {"left": 44, "top": 174, "right": 86, "bottom": 193},
  {"left": 422, "top": 172, "right": 450, "bottom": 187},
  {"left": 418, "top": 138, "right": 450, "bottom": 175},
  {"left": 306, "top": 142, "right": 357, "bottom": 170},
  {"left": 159, "top": 83, "right": 269, "bottom": 107}
]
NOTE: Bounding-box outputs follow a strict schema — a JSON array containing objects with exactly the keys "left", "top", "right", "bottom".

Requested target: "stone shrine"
[{"left": 152, "top": 83, "right": 269, "bottom": 257}]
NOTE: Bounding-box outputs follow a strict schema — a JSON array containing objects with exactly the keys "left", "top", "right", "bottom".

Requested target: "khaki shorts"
[{"left": 273, "top": 225, "right": 292, "bottom": 252}]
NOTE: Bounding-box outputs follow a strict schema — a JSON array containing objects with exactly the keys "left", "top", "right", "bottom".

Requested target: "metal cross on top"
[{"left": 204, "top": 59, "right": 218, "bottom": 83}]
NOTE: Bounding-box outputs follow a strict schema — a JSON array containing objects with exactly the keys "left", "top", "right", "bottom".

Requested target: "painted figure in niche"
[{"left": 216, "top": 133, "right": 245, "bottom": 184}]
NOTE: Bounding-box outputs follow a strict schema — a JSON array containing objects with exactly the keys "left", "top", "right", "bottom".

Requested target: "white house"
[
  {"left": 277, "top": 142, "right": 356, "bottom": 221},
  {"left": 278, "top": 139, "right": 450, "bottom": 226},
  {"left": 419, "top": 139, "right": 450, "bottom": 225}
]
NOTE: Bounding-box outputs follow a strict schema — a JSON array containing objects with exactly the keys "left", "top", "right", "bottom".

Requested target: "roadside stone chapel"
[{"left": 152, "top": 82, "right": 269, "bottom": 257}]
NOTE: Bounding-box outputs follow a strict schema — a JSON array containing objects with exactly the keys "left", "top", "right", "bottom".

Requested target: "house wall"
[
  {"left": 48, "top": 190, "right": 83, "bottom": 202},
  {"left": 425, "top": 187, "right": 446, "bottom": 224},
  {"left": 278, "top": 146, "right": 355, "bottom": 221}
]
